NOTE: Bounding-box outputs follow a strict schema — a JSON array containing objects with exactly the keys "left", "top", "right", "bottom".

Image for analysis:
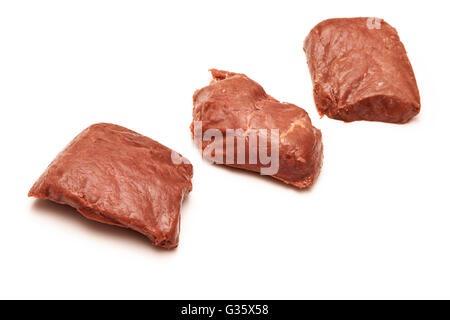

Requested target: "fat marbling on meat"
[{"left": 191, "top": 69, "right": 323, "bottom": 188}]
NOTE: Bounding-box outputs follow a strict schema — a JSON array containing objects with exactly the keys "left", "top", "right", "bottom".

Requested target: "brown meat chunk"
[
  {"left": 29, "top": 123, "right": 193, "bottom": 249},
  {"left": 303, "top": 17, "right": 420, "bottom": 123},
  {"left": 191, "top": 69, "right": 323, "bottom": 188}
]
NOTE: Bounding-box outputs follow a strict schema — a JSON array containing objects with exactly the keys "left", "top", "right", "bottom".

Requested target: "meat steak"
[
  {"left": 304, "top": 17, "right": 420, "bottom": 123},
  {"left": 191, "top": 69, "right": 323, "bottom": 188},
  {"left": 29, "top": 123, "right": 193, "bottom": 249}
]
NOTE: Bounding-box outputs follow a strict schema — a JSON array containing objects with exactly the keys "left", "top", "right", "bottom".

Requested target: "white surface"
[{"left": 0, "top": 0, "right": 448, "bottom": 299}]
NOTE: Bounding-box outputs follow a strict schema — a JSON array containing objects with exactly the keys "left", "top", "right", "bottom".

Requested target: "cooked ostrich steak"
[
  {"left": 29, "top": 123, "right": 193, "bottom": 249},
  {"left": 303, "top": 17, "right": 420, "bottom": 123},
  {"left": 191, "top": 69, "right": 323, "bottom": 188}
]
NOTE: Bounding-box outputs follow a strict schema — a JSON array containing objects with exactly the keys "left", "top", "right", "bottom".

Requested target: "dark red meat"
[
  {"left": 29, "top": 123, "right": 193, "bottom": 249},
  {"left": 304, "top": 18, "right": 420, "bottom": 123},
  {"left": 191, "top": 69, "right": 323, "bottom": 188}
]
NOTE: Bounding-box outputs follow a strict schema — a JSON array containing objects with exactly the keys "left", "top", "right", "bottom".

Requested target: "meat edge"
[{"left": 28, "top": 183, "right": 182, "bottom": 249}]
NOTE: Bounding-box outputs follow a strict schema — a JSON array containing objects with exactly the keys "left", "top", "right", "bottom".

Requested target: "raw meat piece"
[
  {"left": 29, "top": 123, "right": 193, "bottom": 249},
  {"left": 191, "top": 69, "right": 323, "bottom": 188},
  {"left": 303, "top": 17, "right": 420, "bottom": 123}
]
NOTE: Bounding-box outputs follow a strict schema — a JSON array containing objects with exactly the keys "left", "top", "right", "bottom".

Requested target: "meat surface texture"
[
  {"left": 303, "top": 17, "right": 420, "bottom": 123},
  {"left": 29, "top": 123, "right": 193, "bottom": 249},
  {"left": 191, "top": 69, "right": 323, "bottom": 188}
]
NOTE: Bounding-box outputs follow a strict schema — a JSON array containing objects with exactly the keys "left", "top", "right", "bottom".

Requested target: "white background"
[{"left": 0, "top": 0, "right": 448, "bottom": 299}]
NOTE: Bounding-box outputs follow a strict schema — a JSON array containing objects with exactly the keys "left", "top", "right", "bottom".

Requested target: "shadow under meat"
[{"left": 31, "top": 199, "right": 175, "bottom": 253}]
